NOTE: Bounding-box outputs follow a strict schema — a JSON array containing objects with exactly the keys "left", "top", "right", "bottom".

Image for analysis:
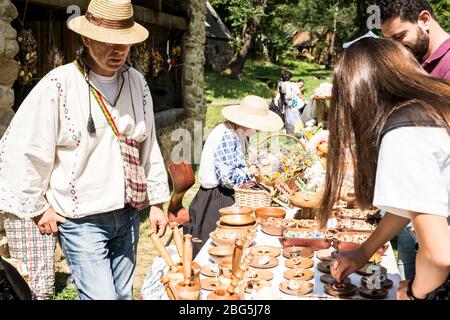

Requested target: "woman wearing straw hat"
[
  {"left": 183, "top": 95, "right": 284, "bottom": 257},
  {"left": 0, "top": 0, "right": 170, "bottom": 300}
]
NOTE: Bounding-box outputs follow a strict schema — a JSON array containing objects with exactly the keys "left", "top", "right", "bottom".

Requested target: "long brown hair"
[{"left": 318, "top": 37, "right": 450, "bottom": 226}]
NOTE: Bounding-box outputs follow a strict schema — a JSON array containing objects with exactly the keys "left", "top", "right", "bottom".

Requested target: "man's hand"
[
  {"left": 330, "top": 248, "right": 368, "bottom": 282},
  {"left": 32, "top": 207, "right": 67, "bottom": 236},
  {"left": 149, "top": 204, "right": 168, "bottom": 237}
]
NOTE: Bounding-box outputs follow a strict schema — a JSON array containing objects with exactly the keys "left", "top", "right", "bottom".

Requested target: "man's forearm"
[{"left": 360, "top": 212, "right": 410, "bottom": 258}]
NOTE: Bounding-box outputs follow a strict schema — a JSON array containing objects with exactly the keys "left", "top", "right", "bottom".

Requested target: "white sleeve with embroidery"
[
  {"left": 0, "top": 75, "right": 59, "bottom": 219},
  {"left": 140, "top": 79, "right": 170, "bottom": 206}
]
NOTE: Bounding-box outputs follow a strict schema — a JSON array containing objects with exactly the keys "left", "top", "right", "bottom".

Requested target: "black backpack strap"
[{"left": 381, "top": 106, "right": 441, "bottom": 140}]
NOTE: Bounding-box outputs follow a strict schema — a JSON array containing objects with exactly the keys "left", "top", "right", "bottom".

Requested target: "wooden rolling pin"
[
  {"left": 183, "top": 234, "right": 193, "bottom": 286},
  {"left": 149, "top": 230, "right": 178, "bottom": 273},
  {"left": 231, "top": 239, "right": 244, "bottom": 276},
  {"left": 170, "top": 222, "right": 184, "bottom": 259}
]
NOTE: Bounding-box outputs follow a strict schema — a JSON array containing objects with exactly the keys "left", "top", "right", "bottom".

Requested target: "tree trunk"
[{"left": 222, "top": 0, "right": 268, "bottom": 79}]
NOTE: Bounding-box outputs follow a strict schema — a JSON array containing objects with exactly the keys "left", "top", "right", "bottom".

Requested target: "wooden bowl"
[
  {"left": 255, "top": 207, "right": 286, "bottom": 222},
  {"left": 220, "top": 214, "right": 256, "bottom": 226},
  {"left": 208, "top": 246, "right": 234, "bottom": 266},
  {"left": 279, "top": 228, "right": 333, "bottom": 250},
  {"left": 261, "top": 218, "right": 296, "bottom": 237},
  {"left": 332, "top": 232, "right": 389, "bottom": 255},
  {"left": 215, "top": 220, "right": 258, "bottom": 233},
  {"left": 289, "top": 191, "right": 322, "bottom": 208},
  {"left": 336, "top": 218, "right": 376, "bottom": 233},
  {"left": 219, "top": 206, "right": 254, "bottom": 216},
  {"left": 209, "top": 230, "right": 256, "bottom": 247}
]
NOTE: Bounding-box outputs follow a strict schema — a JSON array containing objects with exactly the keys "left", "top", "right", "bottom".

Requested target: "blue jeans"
[
  {"left": 397, "top": 224, "right": 417, "bottom": 281},
  {"left": 58, "top": 205, "right": 140, "bottom": 300}
]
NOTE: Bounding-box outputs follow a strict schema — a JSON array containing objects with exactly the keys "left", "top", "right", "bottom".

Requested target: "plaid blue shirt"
[{"left": 214, "top": 130, "right": 251, "bottom": 189}]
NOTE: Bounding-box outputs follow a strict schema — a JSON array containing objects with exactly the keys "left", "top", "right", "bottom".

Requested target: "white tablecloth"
[{"left": 195, "top": 218, "right": 401, "bottom": 300}]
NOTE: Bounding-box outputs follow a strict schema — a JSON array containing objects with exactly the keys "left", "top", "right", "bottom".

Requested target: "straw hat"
[
  {"left": 221, "top": 95, "right": 284, "bottom": 132},
  {"left": 68, "top": 0, "right": 148, "bottom": 45}
]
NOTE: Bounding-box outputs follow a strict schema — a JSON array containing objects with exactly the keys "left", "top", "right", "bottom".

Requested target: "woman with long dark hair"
[{"left": 318, "top": 37, "right": 450, "bottom": 300}]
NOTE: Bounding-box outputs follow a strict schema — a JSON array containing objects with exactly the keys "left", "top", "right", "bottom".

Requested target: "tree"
[{"left": 211, "top": 0, "right": 269, "bottom": 78}]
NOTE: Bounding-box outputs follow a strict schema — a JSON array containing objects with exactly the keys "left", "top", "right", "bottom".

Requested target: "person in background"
[
  {"left": 375, "top": 0, "right": 450, "bottom": 281},
  {"left": 184, "top": 96, "right": 283, "bottom": 257},
  {"left": 317, "top": 37, "right": 450, "bottom": 300},
  {"left": 278, "top": 70, "right": 303, "bottom": 135}
]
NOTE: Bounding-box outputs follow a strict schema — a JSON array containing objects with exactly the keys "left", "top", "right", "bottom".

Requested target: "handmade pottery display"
[
  {"left": 284, "top": 257, "right": 314, "bottom": 269},
  {"left": 250, "top": 256, "right": 279, "bottom": 269},
  {"left": 201, "top": 264, "right": 221, "bottom": 277},
  {"left": 361, "top": 276, "right": 393, "bottom": 289},
  {"left": 279, "top": 280, "right": 314, "bottom": 296},
  {"left": 280, "top": 228, "right": 333, "bottom": 250},
  {"left": 358, "top": 286, "right": 389, "bottom": 299},
  {"left": 282, "top": 246, "right": 314, "bottom": 259},
  {"left": 249, "top": 246, "right": 281, "bottom": 258},
  {"left": 317, "top": 260, "right": 332, "bottom": 274},
  {"left": 320, "top": 274, "right": 351, "bottom": 285},
  {"left": 324, "top": 282, "right": 358, "bottom": 298},
  {"left": 208, "top": 246, "right": 234, "bottom": 267},
  {"left": 209, "top": 229, "right": 256, "bottom": 247},
  {"left": 357, "top": 263, "right": 387, "bottom": 276},
  {"left": 283, "top": 269, "right": 315, "bottom": 281},
  {"left": 316, "top": 248, "right": 334, "bottom": 261},
  {"left": 255, "top": 207, "right": 286, "bottom": 222}
]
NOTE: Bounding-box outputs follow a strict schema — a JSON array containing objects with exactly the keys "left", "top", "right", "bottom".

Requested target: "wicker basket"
[
  {"left": 234, "top": 187, "right": 272, "bottom": 209},
  {"left": 249, "top": 133, "right": 308, "bottom": 187}
]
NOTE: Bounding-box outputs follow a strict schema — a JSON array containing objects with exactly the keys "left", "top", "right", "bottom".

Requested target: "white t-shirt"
[
  {"left": 373, "top": 127, "right": 450, "bottom": 226},
  {"left": 90, "top": 71, "right": 119, "bottom": 106}
]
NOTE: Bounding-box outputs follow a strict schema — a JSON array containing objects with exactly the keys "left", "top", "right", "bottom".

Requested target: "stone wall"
[
  {"left": 205, "top": 38, "right": 233, "bottom": 72},
  {"left": 0, "top": 0, "right": 18, "bottom": 257},
  {"left": 0, "top": 0, "right": 18, "bottom": 137},
  {"left": 157, "top": 0, "right": 207, "bottom": 167}
]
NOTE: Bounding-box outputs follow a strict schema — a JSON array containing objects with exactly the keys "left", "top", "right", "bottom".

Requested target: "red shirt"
[{"left": 422, "top": 37, "right": 450, "bottom": 80}]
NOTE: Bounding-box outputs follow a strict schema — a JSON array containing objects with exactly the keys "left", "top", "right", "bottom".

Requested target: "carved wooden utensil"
[
  {"left": 170, "top": 222, "right": 184, "bottom": 259},
  {"left": 183, "top": 234, "right": 193, "bottom": 286},
  {"left": 149, "top": 230, "right": 178, "bottom": 273},
  {"left": 231, "top": 239, "right": 244, "bottom": 276}
]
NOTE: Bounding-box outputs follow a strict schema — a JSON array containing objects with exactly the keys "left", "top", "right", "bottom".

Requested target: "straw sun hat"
[
  {"left": 68, "top": 0, "right": 148, "bottom": 45},
  {"left": 221, "top": 95, "right": 284, "bottom": 132}
]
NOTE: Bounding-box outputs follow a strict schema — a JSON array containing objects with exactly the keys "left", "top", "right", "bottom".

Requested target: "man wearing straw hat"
[{"left": 0, "top": 0, "right": 170, "bottom": 299}]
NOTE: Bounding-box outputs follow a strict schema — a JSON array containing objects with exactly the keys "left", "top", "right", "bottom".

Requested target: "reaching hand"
[
  {"left": 330, "top": 248, "right": 368, "bottom": 282},
  {"left": 32, "top": 207, "right": 67, "bottom": 236},
  {"left": 149, "top": 205, "right": 169, "bottom": 237}
]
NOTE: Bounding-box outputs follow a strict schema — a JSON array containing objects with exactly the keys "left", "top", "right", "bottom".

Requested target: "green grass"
[{"left": 205, "top": 58, "right": 332, "bottom": 104}]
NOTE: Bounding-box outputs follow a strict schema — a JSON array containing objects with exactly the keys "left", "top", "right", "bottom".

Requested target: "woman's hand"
[
  {"left": 149, "top": 204, "right": 168, "bottom": 237},
  {"left": 330, "top": 248, "right": 368, "bottom": 282},
  {"left": 32, "top": 207, "right": 67, "bottom": 236}
]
